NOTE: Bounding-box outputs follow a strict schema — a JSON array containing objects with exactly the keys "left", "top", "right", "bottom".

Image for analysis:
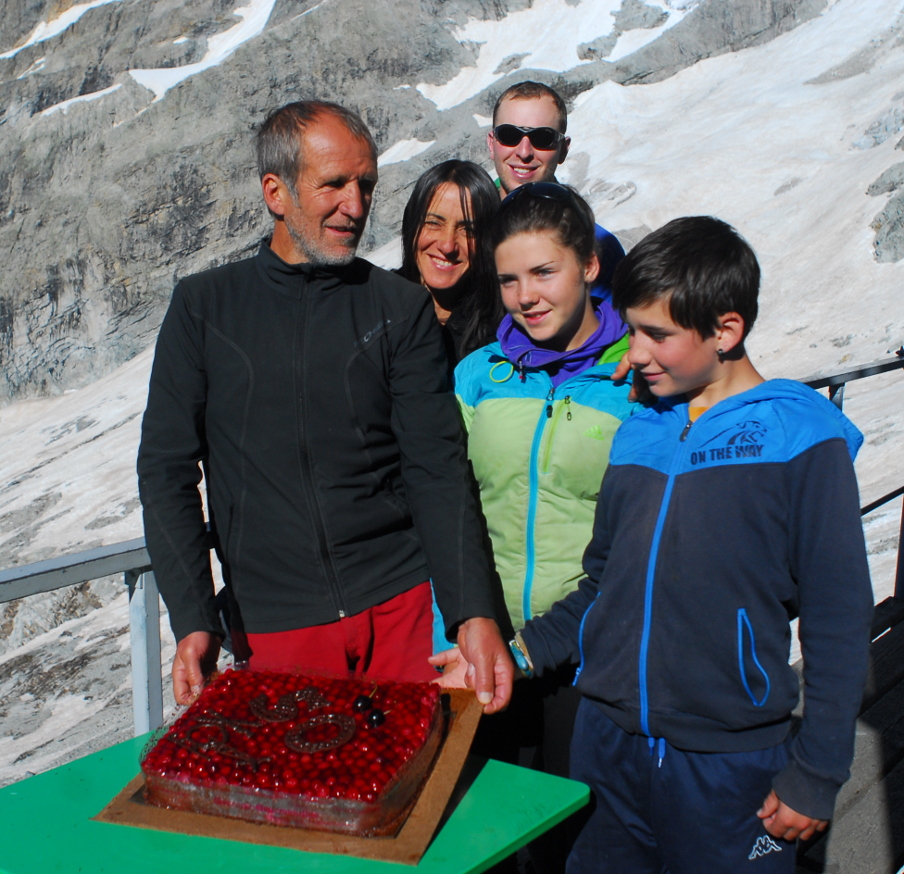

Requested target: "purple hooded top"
[{"left": 496, "top": 298, "right": 627, "bottom": 387}]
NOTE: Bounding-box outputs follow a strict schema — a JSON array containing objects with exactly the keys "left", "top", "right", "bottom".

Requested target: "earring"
[{"left": 717, "top": 348, "right": 725, "bottom": 363}]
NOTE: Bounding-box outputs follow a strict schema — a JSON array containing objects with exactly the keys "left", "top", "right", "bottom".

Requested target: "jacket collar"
[{"left": 255, "top": 238, "right": 371, "bottom": 297}]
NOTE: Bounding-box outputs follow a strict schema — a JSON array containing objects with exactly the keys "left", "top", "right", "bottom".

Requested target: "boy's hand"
[{"left": 757, "top": 790, "right": 828, "bottom": 842}]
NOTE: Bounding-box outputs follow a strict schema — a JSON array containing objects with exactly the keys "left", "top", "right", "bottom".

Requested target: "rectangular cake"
[{"left": 141, "top": 669, "right": 444, "bottom": 836}]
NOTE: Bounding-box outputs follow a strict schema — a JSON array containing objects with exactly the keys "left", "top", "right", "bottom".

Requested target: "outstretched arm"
[{"left": 138, "top": 282, "right": 222, "bottom": 676}]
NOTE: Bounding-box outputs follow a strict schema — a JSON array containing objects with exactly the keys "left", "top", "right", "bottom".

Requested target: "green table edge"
[{"left": 0, "top": 733, "right": 589, "bottom": 873}]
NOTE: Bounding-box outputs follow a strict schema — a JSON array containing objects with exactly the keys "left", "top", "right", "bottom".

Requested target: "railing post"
[
  {"left": 127, "top": 569, "right": 163, "bottom": 735},
  {"left": 828, "top": 383, "right": 845, "bottom": 409},
  {"left": 896, "top": 501, "right": 904, "bottom": 601}
]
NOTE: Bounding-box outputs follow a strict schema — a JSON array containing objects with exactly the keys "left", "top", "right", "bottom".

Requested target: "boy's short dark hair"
[{"left": 612, "top": 216, "right": 760, "bottom": 340}]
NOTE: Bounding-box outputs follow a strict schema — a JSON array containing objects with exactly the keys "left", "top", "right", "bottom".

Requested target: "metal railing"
[
  {"left": 802, "top": 347, "right": 904, "bottom": 599},
  {"left": 0, "top": 538, "right": 163, "bottom": 734},
  {"left": 1, "top": 350, "right": 902, "bottom": 736}
]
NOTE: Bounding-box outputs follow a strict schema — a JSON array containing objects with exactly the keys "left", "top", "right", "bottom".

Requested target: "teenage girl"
[{"left": 442, "top": 182, "right": 633, "bottom": 873}]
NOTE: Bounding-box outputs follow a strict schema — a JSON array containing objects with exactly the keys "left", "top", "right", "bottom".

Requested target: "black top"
[{"left": 138, "top": 242, "right": 498, "bottom": 642}]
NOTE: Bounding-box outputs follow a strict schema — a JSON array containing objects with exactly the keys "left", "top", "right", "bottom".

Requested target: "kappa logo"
[{"left": 748, "top": 836, "right": 783, "bottom": 860}]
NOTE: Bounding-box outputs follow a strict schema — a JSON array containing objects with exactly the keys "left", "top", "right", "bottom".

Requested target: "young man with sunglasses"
[
  {"left": 488, "top": 81, "right": 571, "bottom": 197},
  {"left": 488, "top": 81, "right": 626, "bottom": 301}
]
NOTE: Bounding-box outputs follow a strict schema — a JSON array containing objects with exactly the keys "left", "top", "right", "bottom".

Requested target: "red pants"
[{"left": 235, "top": 582, "right": 437, "bottom": 683}]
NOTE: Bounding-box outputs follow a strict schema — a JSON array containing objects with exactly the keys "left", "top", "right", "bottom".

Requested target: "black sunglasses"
[
  {"left": 492, "top": 124, "right": 565, "bottom": 150},
  {"left": 502, "top": 182, "right": 594, "bottom": 235}
]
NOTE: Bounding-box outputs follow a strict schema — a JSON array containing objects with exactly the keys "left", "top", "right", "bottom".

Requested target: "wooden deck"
[{"left": 797, "top": 596, "right": 904, "bottom": 874}]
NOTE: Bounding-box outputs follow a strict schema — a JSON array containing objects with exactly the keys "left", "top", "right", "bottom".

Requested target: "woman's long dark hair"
[{"left": 400, "top": 160, "right": 502, "bottom": 356}]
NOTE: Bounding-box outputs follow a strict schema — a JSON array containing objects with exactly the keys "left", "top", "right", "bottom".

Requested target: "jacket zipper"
[
  {"left": 295, "top": 286, "right": 347, "bottom": 619},
  {"left": 523, "top": 385, "right": 554, "bottom": 624},
  {"left": 574, "top": 591, "right": 601, "bottom": 683},
  {"left": 541, "top": 395, "right": 571, "bottom": 473},
  {"left": 638, "top": 407, "right": 692, "bottom": 736}
]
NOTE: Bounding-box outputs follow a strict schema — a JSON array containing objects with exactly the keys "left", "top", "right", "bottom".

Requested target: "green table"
[{"left": 0, "top": 736, "right": 588, "bottom": 873}]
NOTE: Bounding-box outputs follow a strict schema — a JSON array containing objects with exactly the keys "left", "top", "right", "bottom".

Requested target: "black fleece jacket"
[{"left": 137, "top": 241, "right": 498, "bottom": 643}]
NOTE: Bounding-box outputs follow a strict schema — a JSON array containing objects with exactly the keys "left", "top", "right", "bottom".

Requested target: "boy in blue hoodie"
[{"left": 506, "top": 216, "right": 874, "bottom": 872}]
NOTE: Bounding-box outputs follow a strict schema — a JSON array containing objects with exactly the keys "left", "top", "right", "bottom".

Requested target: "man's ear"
[
  {"left": 557, "top": 136, "right": 571, "bottom": 165},
  {"left": 716, "top": 311, "right": 746, "bottom": 354},
  {"left": 261, "top": 173, "right": 291, "bottom": 218},
  {"left": 487, "top": 129, "right": 497, "bottom": 160}
]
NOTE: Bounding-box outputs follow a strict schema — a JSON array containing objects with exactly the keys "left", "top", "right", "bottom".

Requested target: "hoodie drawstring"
[{"left": 648, "top": 736, "right": 666, "bottom": 768}]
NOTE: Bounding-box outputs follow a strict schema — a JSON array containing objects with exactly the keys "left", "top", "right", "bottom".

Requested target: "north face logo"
[{"left": 748, "top": 836, "right": 782, "bottom": 860}]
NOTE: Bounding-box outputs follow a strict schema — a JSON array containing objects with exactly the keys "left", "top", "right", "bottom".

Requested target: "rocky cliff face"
[{"left": 0, "top": 0, "right": 829, "bottom": 404}]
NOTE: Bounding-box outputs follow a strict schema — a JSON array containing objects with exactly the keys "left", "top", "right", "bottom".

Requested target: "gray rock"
[
  {"left": 867, "top": 163, "right": 904, "bottom": 261},
  {"left": 870, "top": 190, "right": 904, "bottom": 263},
  {"left": 0, "top": 576, "right": 119, "bottom": 657},
  {"left": 606, "top": 0, "right": 827, "bottom": 85},
  {"left": 615, "top": 0, "right": 669, "bottom": 32},
  {"left": 853, "top": 106, "right": 904, "bottom": 150},
  {"left": 0, "top": 0, "right": 826, "bottom": 406},
  {"left": 867, "top": 162, "right": 904, "bottom": 196},
  {"left": 578, "top": 0, "right": 667, "bottom": 62}
]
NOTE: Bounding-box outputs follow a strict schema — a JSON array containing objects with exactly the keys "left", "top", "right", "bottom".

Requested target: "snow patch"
[
  {"left": 377, "top": 138, "right": 436, "bottom": 167},
  {"left": 416, "top": 0, "right": 693, "bottom": 111},
  {"left": 16, "top": 57, "right": 45, "bottom": 79},
  {"left": 606, "top": 2, "right": 693, "bottom": 63},
  {"left": 39, "top": 83, "right": 122, "bottom": 116},
  {"left": 362, "top": 236, "right": 403, "bottom": 270},
  {"left": 129, "top": 0, "right": 279, "bottom": 101},
  {"left": 0, "top": 0, "right": 122, "bottom": 59}
]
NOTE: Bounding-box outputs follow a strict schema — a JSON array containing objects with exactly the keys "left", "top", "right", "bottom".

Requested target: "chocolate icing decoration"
[
  {"left": 250, "top": 686, "right": 331, "bottom": 722},
  {"left": 285, "top": 714, "right": 356, "bottom": 754},
  {"left": 172, "top": 716, "right": 271, "bottom": 771}
]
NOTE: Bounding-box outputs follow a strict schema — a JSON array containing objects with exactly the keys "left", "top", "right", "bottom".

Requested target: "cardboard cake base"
[{"left": 94, "top": 688, "right": 482, "bottom": 865}]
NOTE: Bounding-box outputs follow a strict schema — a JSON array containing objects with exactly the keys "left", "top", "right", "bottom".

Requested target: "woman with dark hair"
[{"left": 399, "top": 160, "right": 502, "bottom": 363}]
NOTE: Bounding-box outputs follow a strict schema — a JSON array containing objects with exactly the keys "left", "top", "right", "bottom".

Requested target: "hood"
[
  {"left": 656, "top": 378, "right": 864, "bottom": 461},
  {"left": 496, "top": 298, "right": 626, "bottom": 386}
]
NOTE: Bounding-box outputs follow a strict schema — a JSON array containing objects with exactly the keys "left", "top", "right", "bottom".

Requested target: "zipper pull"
[
  {"left": 565, "top": 396, "right": 572, "bottom": 421},
  {"left": 546, "top": 387, "right": 555, "bottom": 418},
  {"left": 679, "top": 420, "right": 692, "bottom": 441}
]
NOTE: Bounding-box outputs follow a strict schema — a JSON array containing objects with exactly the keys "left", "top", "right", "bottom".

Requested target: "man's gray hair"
[{"left": 255, "top": 100, "right": 377, "bottom": 183}]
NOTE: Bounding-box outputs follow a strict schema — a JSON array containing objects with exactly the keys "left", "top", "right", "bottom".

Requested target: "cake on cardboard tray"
[{"left": 141, "top": 669, "right": 443, "bottom": 836}]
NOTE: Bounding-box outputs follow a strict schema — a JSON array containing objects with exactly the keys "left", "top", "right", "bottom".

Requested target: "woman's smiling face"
[
  {"left": 415, "top": 183, "right": 474, "bottom": 292},
  {"left": 496, "top": 230, "right": 599, "bottom": 352}
]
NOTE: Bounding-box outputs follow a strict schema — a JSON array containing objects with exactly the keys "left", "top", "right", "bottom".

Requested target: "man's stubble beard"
[
  {"left": 285, "top": 185, "right": 363, "bottom": 267},
  {"left": 286, "top": 219, "right": 360, "bottom": 266}
]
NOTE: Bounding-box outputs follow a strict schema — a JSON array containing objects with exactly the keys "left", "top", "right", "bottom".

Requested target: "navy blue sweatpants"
[{"left": 567, "top": 700, "right": 795, "bottom": 874}]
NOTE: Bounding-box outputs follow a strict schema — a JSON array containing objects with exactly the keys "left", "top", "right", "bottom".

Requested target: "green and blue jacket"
[{"left": 454, "top": 334, "right": 632, "bottom": 630}]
